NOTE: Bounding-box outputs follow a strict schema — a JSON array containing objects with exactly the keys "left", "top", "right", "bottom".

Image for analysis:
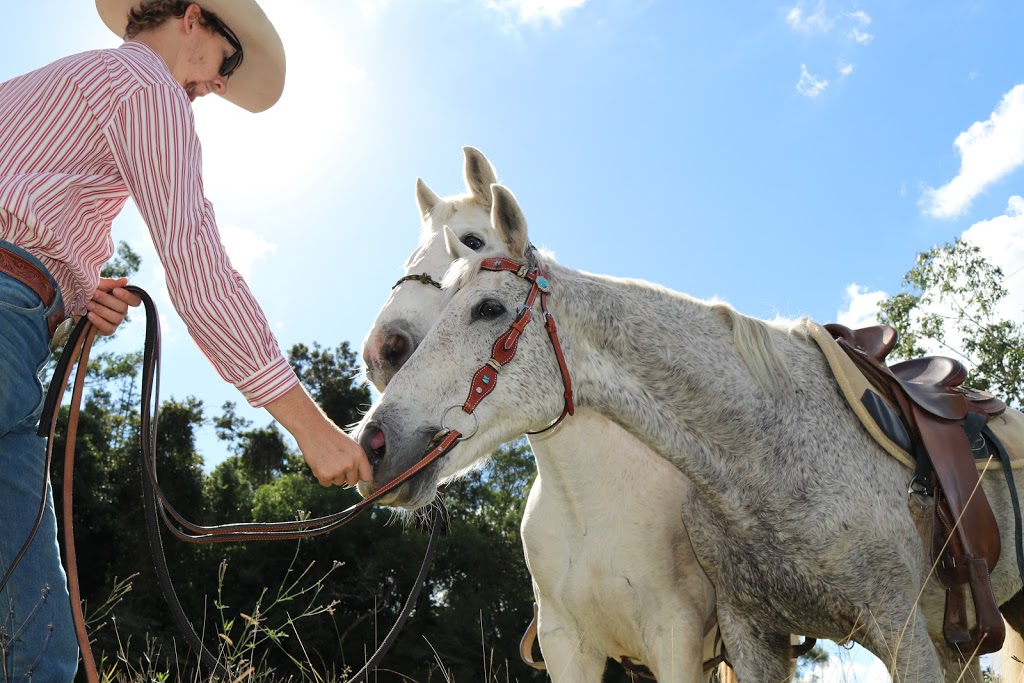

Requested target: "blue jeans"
[{"left": 0, "top": 243, "right": 78, "bottom": 681}]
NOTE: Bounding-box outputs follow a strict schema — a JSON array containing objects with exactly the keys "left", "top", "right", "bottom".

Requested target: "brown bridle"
[
  {"left": 463, "top": 255, "right": 574, "bottom": 432},
  {"left": 392, "top": 272, "right": 443, "bottom": 290},
  {"left": 363, "top": 253, "right": 574, "bottom": 496}
]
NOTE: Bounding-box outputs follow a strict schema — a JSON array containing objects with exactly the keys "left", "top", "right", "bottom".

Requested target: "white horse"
[
  {"left": 357, "top": 181, "right": 1024, "bottom": 682},
  {"left": 362, "top": 147, "right": 722, "bottom": 682}
]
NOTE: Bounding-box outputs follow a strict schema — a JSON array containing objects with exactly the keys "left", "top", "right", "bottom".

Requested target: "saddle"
[{"left": 825, "top": 323, "right": 1007, "bottom": 655}]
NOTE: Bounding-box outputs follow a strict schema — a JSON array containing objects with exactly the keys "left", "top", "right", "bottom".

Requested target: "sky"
[{"left": 4, "top": 1, "right": 1023, "bottom": 680}]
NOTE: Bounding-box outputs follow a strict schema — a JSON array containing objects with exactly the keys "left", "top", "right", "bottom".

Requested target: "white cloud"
[
  {"left": 837, "top": 60, "right": 854, "bottom": 79},
  {"left": 797, "top": 64, "right": 829, "bottom": 98},
  {"left": 961, "top": 195, "right": 1024, "bottom": 322},
  {"left": 920, "top": 84, "right": 1024, "bottom": 219},
  {"left": 847, "top": 10, "right": 871, "bottom": 25},
  {"left": 836, "top": 283, "right": 886, "bottom": 328},
  {"left": 486, "top": 0, "right": 587, "bottom": 25},
  {"left": 848, "top": 27, "right": 873, "bottom": 45},
  {"left": 787, "top": 1, "right": 832, "bottom": 33},
  {"left": 786, "top": 3, "right": 872, "bottom": 42},
  {"left": 846, "top": 10, "right": 873, "bottom": 44}
]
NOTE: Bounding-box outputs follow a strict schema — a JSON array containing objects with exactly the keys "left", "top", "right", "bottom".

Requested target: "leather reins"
[{"left": 1, "top": 286, "right": 448, "bottom": 683}]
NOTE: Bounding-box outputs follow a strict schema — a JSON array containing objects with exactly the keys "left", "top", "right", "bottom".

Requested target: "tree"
[
  {"left": 288, "top": 341, "right": 371, "bottom": 429},
  {"left": 877, "top": 238, "right": 1024, "bottom": 407}
]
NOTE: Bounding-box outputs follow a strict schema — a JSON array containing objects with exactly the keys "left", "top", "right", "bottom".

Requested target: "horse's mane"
[
  {"left": 710, "top": 301, "right": 810, "bottom": 394},
  {"left": 441, "top": 248, "right": 806, "bottom": 394}
]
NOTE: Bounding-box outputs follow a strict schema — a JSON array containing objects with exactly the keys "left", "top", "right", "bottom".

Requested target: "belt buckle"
[{"left": 50, "top": 317, "right": 74, "bottom": 351}]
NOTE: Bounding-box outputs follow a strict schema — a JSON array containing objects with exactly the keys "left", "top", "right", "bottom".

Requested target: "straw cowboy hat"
[{"left": 95, "top": 0, "right": 286, "bottom": 112}]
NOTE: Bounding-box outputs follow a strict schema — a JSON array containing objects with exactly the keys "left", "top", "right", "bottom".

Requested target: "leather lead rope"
[{"left": 26, "top": 286, "right": 452, "bottom": 682}]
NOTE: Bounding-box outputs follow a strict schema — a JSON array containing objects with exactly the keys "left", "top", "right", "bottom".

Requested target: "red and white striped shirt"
[{"left": 0, "top": 41, "right": 297, "bottom": 407}]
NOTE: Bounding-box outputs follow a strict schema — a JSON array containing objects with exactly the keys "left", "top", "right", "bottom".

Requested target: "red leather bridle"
[
  {"left": 454, "top": 255, "right": 574, "bottom": 433},
  {"left": 376, "top": 254, "right": 576, "bottom": 495}
]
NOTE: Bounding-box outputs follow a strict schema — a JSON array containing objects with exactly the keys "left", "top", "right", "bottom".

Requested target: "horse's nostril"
[
  {"left": 369, "top": 428, "right": 385, "bottom": 453},
  {"left": 360, "top": 424, "right": 387, "bottom": 464},
  {"left": 382, "top": 331, "right": 412, "bottom": 366}
]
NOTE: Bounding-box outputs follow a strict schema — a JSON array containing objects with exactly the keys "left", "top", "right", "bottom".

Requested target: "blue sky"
[{"left": 5, "top": 2, "right": 1023, "bottom": 679}]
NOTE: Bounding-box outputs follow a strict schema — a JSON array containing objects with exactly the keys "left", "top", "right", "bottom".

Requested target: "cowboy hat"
[{"left": 95, "top": 0, "right": 286, "bottom": 112}]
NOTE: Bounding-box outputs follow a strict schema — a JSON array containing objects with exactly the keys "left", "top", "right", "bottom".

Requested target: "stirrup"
[{"left": 942, "top": 557, "right": 1005, "bottom": 656}]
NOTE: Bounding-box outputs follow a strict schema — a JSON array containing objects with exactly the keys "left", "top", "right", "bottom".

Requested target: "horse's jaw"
[{"left": 357, "top": 479, "right": 436, "bottom": 510}]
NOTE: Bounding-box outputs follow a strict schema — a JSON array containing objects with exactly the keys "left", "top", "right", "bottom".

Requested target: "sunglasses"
[{"left": 203, "top": 11, "right": 244, "bottom": 78}]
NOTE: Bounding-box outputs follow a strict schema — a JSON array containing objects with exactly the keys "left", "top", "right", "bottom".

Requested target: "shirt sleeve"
[{"left": 104, "top": 84, "right": 298, "bottom": 407}]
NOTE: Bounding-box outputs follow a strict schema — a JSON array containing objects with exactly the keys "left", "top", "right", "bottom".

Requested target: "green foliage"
[
  {"left": 288, "top": 341, "right": 371, "bottom": 429},
  {"left": 878, "top": 238, "right": 1024, "bottom": 407}
]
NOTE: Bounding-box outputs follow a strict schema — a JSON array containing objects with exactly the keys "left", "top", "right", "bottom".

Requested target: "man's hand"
[
  {"left": 295, "top": 420, "right": 374, "bottom": 487},
  {"left": 86, "top": 277, "right": 142, "bottom": 335}
]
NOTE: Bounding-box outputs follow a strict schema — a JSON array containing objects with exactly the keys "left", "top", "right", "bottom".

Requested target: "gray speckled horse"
[
  {"left": 362, "top": 148, "right": 720, "bottom": 682},
  {"left": 356, "top": 181, "right": 1024, "bottom": 681}
]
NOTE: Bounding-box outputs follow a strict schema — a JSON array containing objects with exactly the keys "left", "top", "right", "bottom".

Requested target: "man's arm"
[{"left": 264, "top": 384, "right": 373, "bottom": 487}]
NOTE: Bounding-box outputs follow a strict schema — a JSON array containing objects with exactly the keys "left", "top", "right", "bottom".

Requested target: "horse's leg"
[
  {"left": 854, "top": 600, "right": 942, "bottom": 683},
  {"left": 641, "top": 614, "right": 709, "bottom": 683},
  {"left": 538, "top": 625, "right": 607, "bottom": 682},
  {"left": 994, "top": 618, "right": 1024, "bottom": 682},
  {"left": 934, "top": 643, "right": 983, "bottom": 683},
  {"left": 715, "top": 605, "right": 795, "bottom": 683},
  {"left": 1001, "top": 590, "right": 1024, "bottom": 635}
]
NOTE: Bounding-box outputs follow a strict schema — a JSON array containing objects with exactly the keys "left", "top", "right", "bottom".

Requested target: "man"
[{"left": 0, "top": 1, "right": 371, "bottom": 678}]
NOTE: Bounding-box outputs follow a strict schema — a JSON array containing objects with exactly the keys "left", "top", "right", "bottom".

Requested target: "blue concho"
[{"left": 536, "top": 276, "right": 550, "bottom": 292}]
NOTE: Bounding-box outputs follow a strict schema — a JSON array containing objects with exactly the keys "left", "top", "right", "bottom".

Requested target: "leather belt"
[{"left": 0, "top": 244, "right": 71, "bottom": 346}]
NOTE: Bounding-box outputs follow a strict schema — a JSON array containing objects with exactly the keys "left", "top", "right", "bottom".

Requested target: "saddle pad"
[{"left": 804, "top": 320, "right": 1024, "bottom": 472}]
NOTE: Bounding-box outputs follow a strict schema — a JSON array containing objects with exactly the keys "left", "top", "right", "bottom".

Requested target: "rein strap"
[{"left": 34, "top": 287, "right": 453, "bottom": 683}]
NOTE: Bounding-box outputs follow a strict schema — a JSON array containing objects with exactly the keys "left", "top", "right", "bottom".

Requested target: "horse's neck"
[
  {"left": 547, "top": 265, "right": 819, "bottom": 501},
  {"left": 527, "top": 408, "right": 689, "bottom": 529}
]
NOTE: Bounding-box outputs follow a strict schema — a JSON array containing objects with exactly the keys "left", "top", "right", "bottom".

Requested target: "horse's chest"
[
  {"left": 552, "top": 559, "right": 656, "bottom": 653},
  {"left": 528, "top": 529, "right": 673, "bottom": 646}
]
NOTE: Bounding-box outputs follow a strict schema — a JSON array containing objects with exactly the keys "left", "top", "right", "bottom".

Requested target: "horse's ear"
[
  {"left": 490, "top": 184, "right": 529, "bottom": 258},
  {"left": 463, "top": 146, "right": 497, "bottom": 211},
  {"left": 444, "top": 225, "right": 475, "bottom": 261},
  {"left": 415, "top": 177, "right": 441, "bottom": 219}
]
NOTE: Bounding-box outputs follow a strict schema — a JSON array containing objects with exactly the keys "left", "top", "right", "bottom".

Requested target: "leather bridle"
[
  {"left": 382, "top": 253, "right": 575, "bottom": 446},
  {"left": 461, "top": 255, "right": 574, "bottom": 433}
]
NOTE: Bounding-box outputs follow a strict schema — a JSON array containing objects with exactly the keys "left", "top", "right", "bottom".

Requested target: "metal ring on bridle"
[{"left": 441, "top": 405, "right": 479, "bottom": 440}]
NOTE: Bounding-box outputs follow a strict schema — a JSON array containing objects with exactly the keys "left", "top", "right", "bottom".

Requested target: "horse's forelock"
[
  {"left": 437, "top": 246, "right": 559, "bottom": 307},
  {"left": 440, "top": 254, "right": 486, "bottom": 306}
]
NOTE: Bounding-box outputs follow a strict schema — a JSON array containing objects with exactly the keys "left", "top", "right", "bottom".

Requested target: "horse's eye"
[
  {"left": 474, "top": 299, "right": 506, "bottom": 320},
  {"left": 461, "top": 234, "right": 485, "bottom": 251}
]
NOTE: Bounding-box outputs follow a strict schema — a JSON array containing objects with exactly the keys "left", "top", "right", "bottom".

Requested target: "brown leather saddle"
[{"left": 825, "top": 323, "right": 1007, "bottom": 655}]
